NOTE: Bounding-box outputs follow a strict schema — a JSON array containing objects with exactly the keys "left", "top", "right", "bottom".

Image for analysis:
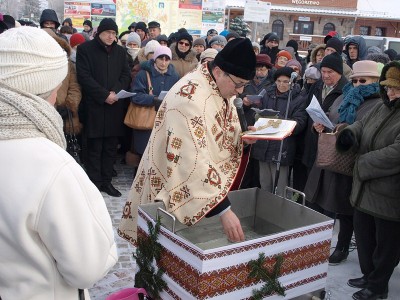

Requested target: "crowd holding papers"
[
  {"left": 246, "top": 88, "right": 266, "bottom": 104},
  {"left": 242, "top": 118, "right": 297, "bottom": 140},
  {"left": 306, "top": 95, "right": 334, "bottom": 130},
  {"left": 116, "top": 90, "right": 136, "bottom": 99}
]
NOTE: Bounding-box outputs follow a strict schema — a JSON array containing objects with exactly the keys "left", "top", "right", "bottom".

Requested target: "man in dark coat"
[
  {"left": 301, "top": 53, "right": 348, "bottom": 173},
  {"left": 76, "top": 18, "right": 131, "bottom": 197}
]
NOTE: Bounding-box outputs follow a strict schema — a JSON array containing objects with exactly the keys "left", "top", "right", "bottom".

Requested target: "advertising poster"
[
  {"left": 201, "top": 0, "right": 225, "bottom": 35},
  {"left": 179, "top": 0, "right": 202, "bottom": 10},
  {"left": 64, "top": 1, "right": 91, "bottom": 30},
  {"left": 177, "top": 9, "right": 202, "bottom": 35},
  {"left": 64, "top": 0, "right": 116, "bottom": 31}
]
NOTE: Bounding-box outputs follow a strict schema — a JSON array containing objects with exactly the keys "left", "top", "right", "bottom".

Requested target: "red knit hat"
[
  {"left": 276, "top": 50, "right": 292, "bottom": 61},
  {"left": 70, "top": 33, "right": 86, "bottom": 48}
]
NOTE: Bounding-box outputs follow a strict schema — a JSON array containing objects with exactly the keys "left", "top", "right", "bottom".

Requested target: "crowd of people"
[{"left": 1, "top": 8, "right": 400, "bottom": 300}]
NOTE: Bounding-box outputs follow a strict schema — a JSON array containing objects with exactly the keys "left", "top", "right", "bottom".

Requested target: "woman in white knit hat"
[{"left": 0, "top": 26, "right": 117, "bottom": 300}]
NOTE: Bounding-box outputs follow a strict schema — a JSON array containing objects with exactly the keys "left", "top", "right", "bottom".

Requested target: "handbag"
[
  {"left": 65, "top": 108, "right": 81, "bottom": 164},
  {"left": 315, "top": 125, "right": 356, "bottom": 176},
  {"left": 124, "top": 72, "right": 156, "bottom": 130}
]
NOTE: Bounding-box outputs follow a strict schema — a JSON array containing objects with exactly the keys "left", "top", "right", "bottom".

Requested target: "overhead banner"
[{"left": 65, "top": 0, "right": 225, "bottom": 36}]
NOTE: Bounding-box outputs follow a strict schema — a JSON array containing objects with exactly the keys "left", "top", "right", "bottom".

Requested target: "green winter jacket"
[{"left": 338, "top": 61, "right": 400, "bottom": 221}]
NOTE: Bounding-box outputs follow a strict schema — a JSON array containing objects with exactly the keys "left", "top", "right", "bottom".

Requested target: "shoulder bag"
[
  {"left": 315, "top": 124, "right": 356, "bottom": 176},
  {"left": 124, "top": 72, "right": 157, "bottom": 130}
]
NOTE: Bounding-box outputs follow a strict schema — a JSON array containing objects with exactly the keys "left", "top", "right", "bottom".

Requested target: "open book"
[{"left": 241, "top": 118, "right": 297, "bottom": 141}]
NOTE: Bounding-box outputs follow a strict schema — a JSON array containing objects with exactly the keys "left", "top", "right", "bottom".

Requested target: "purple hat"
[{"left": 153, "top": 45, "right": 172, "bottom": 60}]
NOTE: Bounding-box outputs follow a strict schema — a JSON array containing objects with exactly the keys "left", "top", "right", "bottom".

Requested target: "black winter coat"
[
  {"left": 76, "top": 37, "right": 131, "bottom": 138},
  {"left": 251, "top": 84, "right": 308, "bottom": 166},
  {"left": 301, "top": 76, "right": 348, "bottom": 168}
]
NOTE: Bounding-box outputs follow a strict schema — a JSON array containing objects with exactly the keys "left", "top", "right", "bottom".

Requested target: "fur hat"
[
  {"left": 154, "top": 45, "right": 172, "bottom": 60},
  {"left": 210, "top": 35, "right": 227, "bottom": 47},
  {"left": 273, "top": 66, "right": 293, "bottom": 81},
  {"left": 380, "top": 65, "right": 400, "bottom": 87},
  {"left": 97, "top": 18, "right": 118, "bottom": 35},
  {"left": 326, "top": 37, "right": 343, "bottom": 55},
  {"left": 126, "top": 32, "right": 141, "bottom": 47},
  {"left": 276, "top": 50, "right": 292, "bottom": 61},
  {"left": 70, "top": 33, "right": 86, "bottom": 48},
  {"left": 350, "top": 60, "right": 380, "bottom": 79},
  {"left": 0, "top": 26, "right": 68, "bottom": 95},
  {"left": 193, "top": 38, "right": 206, "bottom": 47},
  {"left": 304, "top": 66, "right": 321, "bottom": 80},
  {"left": 320, "top": 52, "right": 343, "bottom": 75},
  {"left": 200, "top": 48, "right": 218, "bottom": 62},
  {"left": 214, "top": 38, "right": 256, "bottom": 80},
  {"left": 256, "top": 54, "right": 272, "bottom": 68},
  {"left": 144, "top": 40, "right": 160, "bottom": 56},
  {"left": 83, "top": 19, "right": 92, "bottom": 29},
  {"left": 286, "top": 59, "right": 302, "bottom": 73}
]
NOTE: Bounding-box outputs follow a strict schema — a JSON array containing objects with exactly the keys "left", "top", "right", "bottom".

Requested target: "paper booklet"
[
  {"left": 306, "top": 95, "right": 334, "bottom": 130},
  {"left": 158, "top": 90, "right": 168, "bottom": 101},
  {"left": 242, "top": 118, "right": 297, "bottom": 141},
  {"left": 116, "top": 90, "right": 136, "bottom": 99}
]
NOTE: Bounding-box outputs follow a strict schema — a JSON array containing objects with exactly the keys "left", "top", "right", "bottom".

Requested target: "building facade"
[{"left": 226, "top": 0, "right": 400, "bottom": 50}]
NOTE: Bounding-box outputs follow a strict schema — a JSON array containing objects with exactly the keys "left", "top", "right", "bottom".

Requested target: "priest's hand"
[{"left": 220, "top": 209, "right": 245, "bottom": 242}]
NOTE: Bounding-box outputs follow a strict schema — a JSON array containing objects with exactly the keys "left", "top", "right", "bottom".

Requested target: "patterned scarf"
[
  {"left": 338, "top": 82, "right": 379, "bottom": 124},
  {"left": 0, "top": 81, "right": 66, "bottom": 149}
]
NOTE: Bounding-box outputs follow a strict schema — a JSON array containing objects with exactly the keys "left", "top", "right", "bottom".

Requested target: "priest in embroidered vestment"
[{"left": 118, "top": 38, "right": 257, "bottom": 244}]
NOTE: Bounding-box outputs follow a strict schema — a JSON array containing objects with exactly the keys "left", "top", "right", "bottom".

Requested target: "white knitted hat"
[
  {"left": 144, "top": 40, "right": 160, "bottom": 56},
  {"left": 0, "top": 26, "right": 68, "bottom": 95}
]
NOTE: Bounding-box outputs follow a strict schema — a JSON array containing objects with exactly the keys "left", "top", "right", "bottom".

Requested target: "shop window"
[
  {"left": 272, "top": 20, "right": 284, "bottom": 40},
  {"left": 360, "top": 26, "right": 371, "bottom": 36},
  {"left": 322, "top": 23, "right": 335, "bottom": 35},
  {"left": 293, "top": 21, "right": 314, "bottom": 35},
  {"left": 375, "top": 27, "right": 386, "bottom": 37}
]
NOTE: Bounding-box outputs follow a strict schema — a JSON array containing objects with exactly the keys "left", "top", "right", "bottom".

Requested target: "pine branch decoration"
[
  {"left": 248, "top": 253, "right": 286, "bottom": 299},
  {"left": 133, "top": 217, "right": 167, "bottom": 299}
]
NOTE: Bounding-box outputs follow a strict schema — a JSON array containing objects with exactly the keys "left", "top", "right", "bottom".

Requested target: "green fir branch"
[
  {"left": 248, "top": 253, "right": 286, "bottom": 299},
  {"left": 133, "top": 217, "right": 167, "bottom": 299}
]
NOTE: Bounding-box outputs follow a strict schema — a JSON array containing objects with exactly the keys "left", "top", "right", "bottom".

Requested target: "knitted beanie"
[
  {"left": 326, "top": 37, "right": 343, "bottom": 55},
  {"left": 366, "top": 53, "right": 390, "bottom": 65},
  {"left": 126, "top": 32, "right": 141, "bottom": 47},
  {"left": 256, "top": 54, "right": 272, "bottom": 68},
  {"left": 252, "top": 42, "right": 261, "bottom": 53},
  {"left": 214, "top": 38, "right": 256, "bottom": 80},
  {"left": 97, "top": 18, "right": 118, "bottom": 35},
  {"left": 144, "top": 40, "right": 160, "bottom": 56},
  {"left": 286, "top": 39, "right": 298, "bottom": 52},
  {"left": 285, "top": 59, "right": 302, "bottom": 73},
  {"left": 276, "top": 50, "right": 292, "bottom": 61},
  {"left": 70, "top": 33, "right": 86, "bottom": 48},
  {"left": 177, "top": 31, "right": 193, "bottom": 47},
  {"left": 200, "top": 48, "right": 218, "bottom": 62},
  {"left": 153, "top": 46, "right": 172, "bottom": 60},
  {"left": 210, "top": 35, "right": 227, "bottom": 47},
  {"left": 0, "top": 26, "right": 68, "bottom": 95},
  {"left": 135, "top": 21, "right": 147, "bottom": 32},
  {"left": 83, "top": 19, "right": 92, "bottom": 29},
  {"left": 156, "top": 34, "right": 168, "bottom": 44},
  {"left": 320, "top": 52, "right": 343, "bottom": 75},
  {"left": 193, "top": 38, "right": 206, "bottom": 47}
]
